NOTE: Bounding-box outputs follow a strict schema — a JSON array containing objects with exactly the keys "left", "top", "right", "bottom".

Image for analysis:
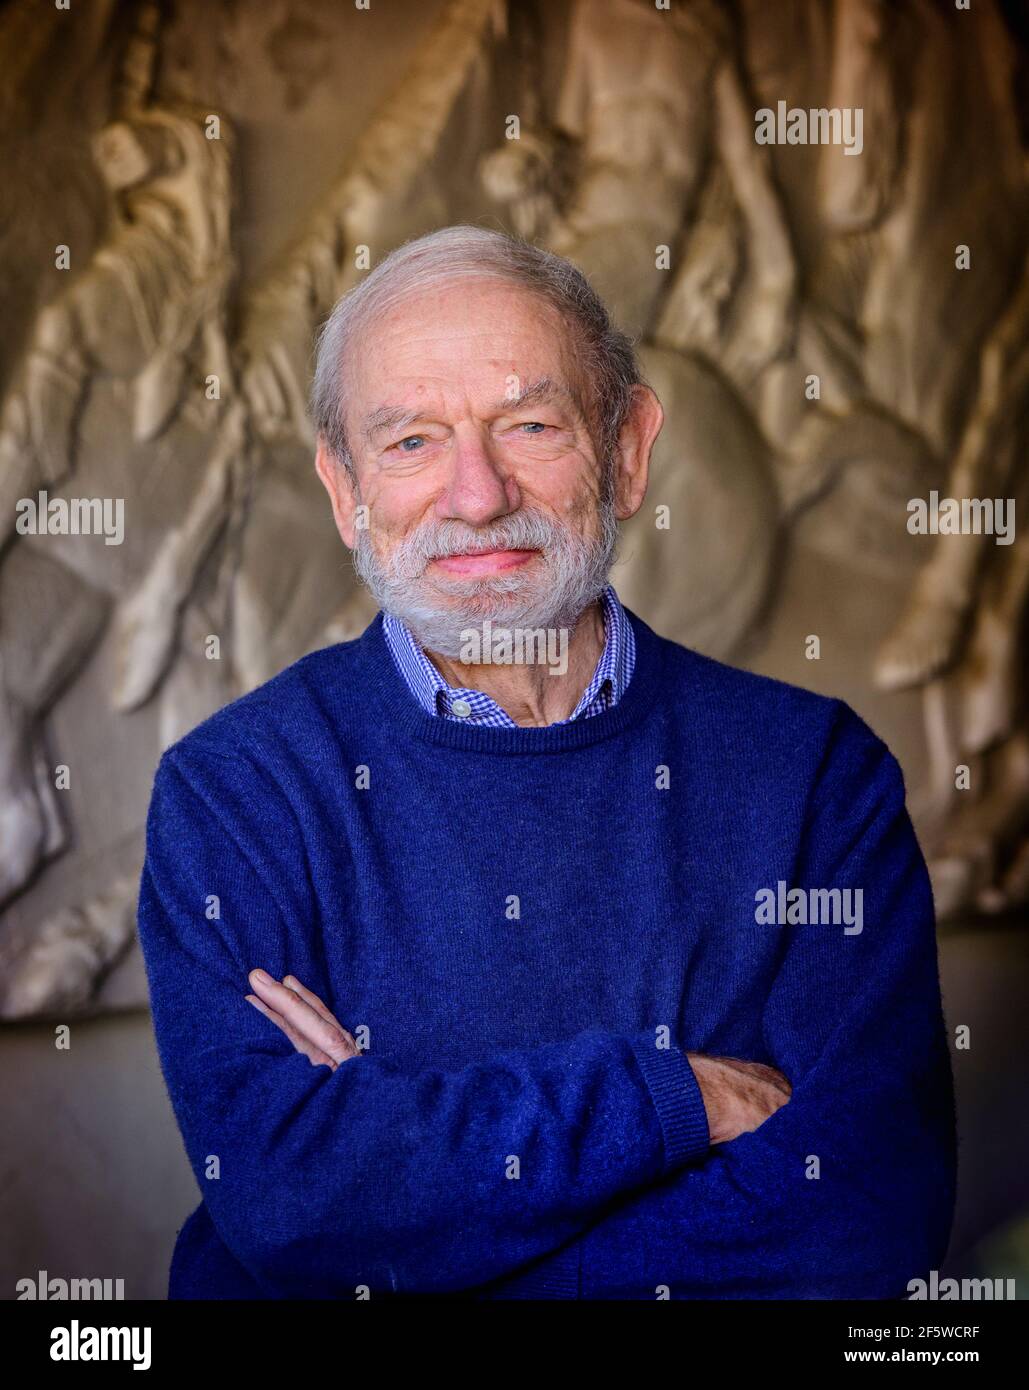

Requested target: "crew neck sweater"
[{"left": 137, "top": 606, "right": 957, "bottom": 1300}]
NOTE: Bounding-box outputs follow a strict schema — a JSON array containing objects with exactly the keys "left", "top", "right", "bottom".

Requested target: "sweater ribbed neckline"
[{"left": 360, "top": 604, "right": 667, "bottom": 754}]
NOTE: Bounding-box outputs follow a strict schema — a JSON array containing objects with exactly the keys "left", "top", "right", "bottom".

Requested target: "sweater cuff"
[{"left": 630, "top": 1037, "right": 711, "bottom": 1171}]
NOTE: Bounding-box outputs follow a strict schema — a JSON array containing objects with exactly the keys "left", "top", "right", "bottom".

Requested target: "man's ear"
[
  {"left": 611, "top": 384, "right": 663, "bottom": 521},
  {"left": 315, "top": 436, "right": 359, "bottom": 548}
]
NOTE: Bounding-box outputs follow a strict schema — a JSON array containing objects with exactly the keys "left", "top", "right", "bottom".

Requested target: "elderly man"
[{"left": 137, "top": 225, "right": 956, "bottom": 1300}]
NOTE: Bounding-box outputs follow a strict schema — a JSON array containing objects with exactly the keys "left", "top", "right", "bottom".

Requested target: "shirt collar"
[{"left": 381, "top": 584, "right": 634, "bottom": 728}]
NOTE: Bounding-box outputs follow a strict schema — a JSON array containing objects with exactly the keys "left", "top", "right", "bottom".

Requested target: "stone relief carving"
[{"left": 0, "top": 0, "right": 1025, "bottom": 1019}]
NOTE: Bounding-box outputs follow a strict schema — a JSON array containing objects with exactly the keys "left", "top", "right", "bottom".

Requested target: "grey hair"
[{"left": 309, "top": 224, "right": 643, "bottom": 480}]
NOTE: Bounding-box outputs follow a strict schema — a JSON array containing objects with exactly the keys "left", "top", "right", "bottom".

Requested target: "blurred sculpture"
[
  {"left": 878, "top": 248, "right": 1029, "bottom": 917},
  {"left": 0, "top": 0, "right": 239, "bottom": 1011},
  {"left": 0, "top": 100, "right": 234, "bottom": 904}
]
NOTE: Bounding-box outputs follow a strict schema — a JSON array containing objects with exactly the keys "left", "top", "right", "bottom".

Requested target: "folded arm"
[
  {"left": 568, "top": 706, "right": 958, "bottom": 1298},
  {"left": 138, "top": 750, "right": 711, "bottom": 1298}
]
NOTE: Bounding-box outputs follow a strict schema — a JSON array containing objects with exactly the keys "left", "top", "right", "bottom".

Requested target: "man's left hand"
[{"left": 246, "top": 970, "right": 360, "bottom": 1070}]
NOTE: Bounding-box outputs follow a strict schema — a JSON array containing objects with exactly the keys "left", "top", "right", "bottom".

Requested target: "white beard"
[{"left": 352, "top": 498, "right": 621, "bottom": 658}]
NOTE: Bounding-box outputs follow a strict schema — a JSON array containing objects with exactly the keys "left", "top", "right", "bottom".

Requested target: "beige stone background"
[{"left": 1, "top": 0, "right": 1027, "bottom": 1297}]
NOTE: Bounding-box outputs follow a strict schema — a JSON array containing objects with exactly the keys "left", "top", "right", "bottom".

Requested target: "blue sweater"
[{"left": 137, "top": 607, "right": 957, "bottom": 1299}]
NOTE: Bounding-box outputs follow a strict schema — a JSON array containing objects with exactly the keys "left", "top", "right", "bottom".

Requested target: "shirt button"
[{"left": 451, "top": 699, "right": 472, "bottom": 718}]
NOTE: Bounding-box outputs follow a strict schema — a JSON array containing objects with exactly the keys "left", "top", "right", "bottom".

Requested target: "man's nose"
[{"left": 436, "top": 425, "right": 519, "bottom": 526}]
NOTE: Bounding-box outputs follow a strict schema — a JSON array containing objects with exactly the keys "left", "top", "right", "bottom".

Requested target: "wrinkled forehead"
[{"left": 345, "top": 277, "right": 590, "bottom": 413}]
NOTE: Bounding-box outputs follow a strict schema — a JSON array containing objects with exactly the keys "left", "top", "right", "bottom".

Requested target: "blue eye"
[
  {"left": 396, "top": 435, "right": 425, "bottom": 451},
  {"left": 520, "top": 422, "right": 545, "bottom": 434}
]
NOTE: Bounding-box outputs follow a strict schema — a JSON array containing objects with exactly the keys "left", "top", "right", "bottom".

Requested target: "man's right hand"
[{"left": 685, "top": 1053, "right": 792, "bottom": 1145}]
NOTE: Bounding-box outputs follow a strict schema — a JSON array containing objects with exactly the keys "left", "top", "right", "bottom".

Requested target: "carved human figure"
[{"left": 0, "top": 103, "right": 234, "bottom": 908}]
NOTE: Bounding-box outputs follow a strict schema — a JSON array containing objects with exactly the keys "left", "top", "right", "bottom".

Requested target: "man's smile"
[{"left": 429, "top": 547, "right": 540, "bottom": 576}]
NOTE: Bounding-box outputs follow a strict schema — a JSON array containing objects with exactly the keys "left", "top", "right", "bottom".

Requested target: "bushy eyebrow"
[
  {"left": 362, "top": 405, "right": 424, "bottom": 443},
  {"left": 361, "top": 376, "right": 583, "bottom": 444}
]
